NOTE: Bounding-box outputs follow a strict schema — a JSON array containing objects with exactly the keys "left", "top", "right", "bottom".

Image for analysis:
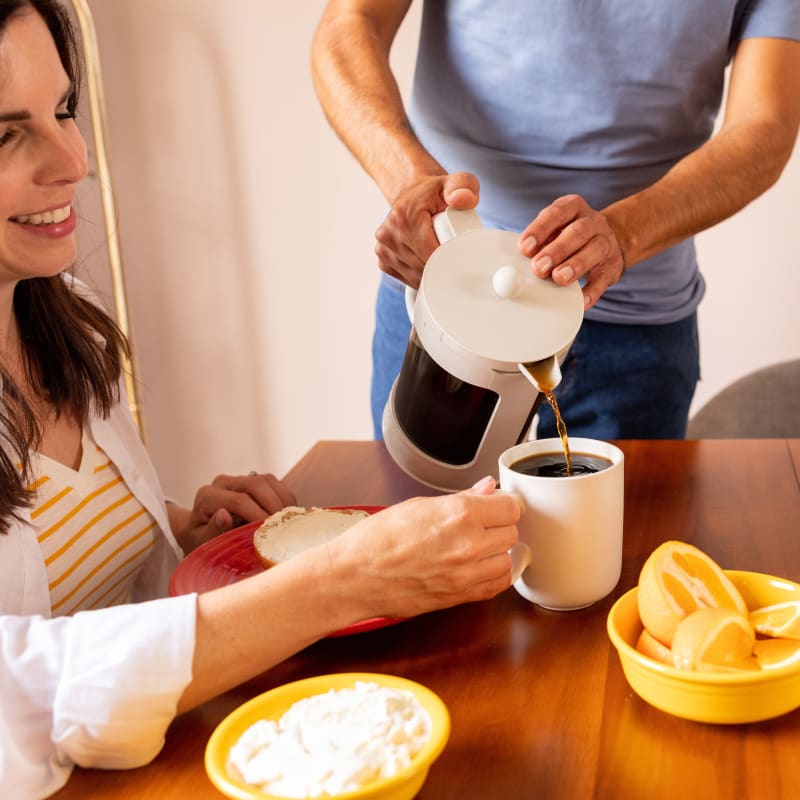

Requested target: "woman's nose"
[{"left": 36, "top": 123, "right": 88, "bottom": 185}]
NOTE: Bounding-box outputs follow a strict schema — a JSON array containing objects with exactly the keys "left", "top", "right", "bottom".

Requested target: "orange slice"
[
  {"left": 748, "top": 601, "right": 800, "bottom": 641},
  {"left": 671, "top": 608, "right": 756, "bottom": 672},
  {"left": 753, "top": 637, "right": 800, "bottom": 670},
  {"left": 637, "top": 541, "right": 748, "bottom": 646},
  {"left": 635, "top": 628, "right": 673, "bottom": 665}
]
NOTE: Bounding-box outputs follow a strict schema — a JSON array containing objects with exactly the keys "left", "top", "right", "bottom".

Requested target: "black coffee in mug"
[{"left": 510, "top": 451, "right": 613, "bottom": 478}]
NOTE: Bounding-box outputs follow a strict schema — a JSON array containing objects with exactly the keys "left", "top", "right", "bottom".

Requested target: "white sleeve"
[{"left": 0, "top": 594, "right": 196, "bottom": 799}]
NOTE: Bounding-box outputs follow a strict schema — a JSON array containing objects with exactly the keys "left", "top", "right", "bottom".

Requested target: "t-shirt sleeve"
[
  {"left": 0, "top": 594, "right": 196, "bottom": 798},
  {"left": 737, "top": 0, "right": 800, "bottom": 41}
]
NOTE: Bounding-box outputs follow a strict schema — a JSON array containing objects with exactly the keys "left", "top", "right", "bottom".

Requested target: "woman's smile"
[
  {"left": 8, "top": 202, "right": 76, "bottom": 240},
  {"left": 11, "top": 202, "right": 71, "bottom": 225}
]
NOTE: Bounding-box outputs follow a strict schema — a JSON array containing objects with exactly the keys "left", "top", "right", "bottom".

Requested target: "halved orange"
[
  {"left": 749, "top": 600, "right": 800, "bottom": 641},
  {"left": 671, "top": 607, "right": 756, "bottom": 672},
  {"left": 635, "top": 628, "right": 673, "bottom": 665},
  {"left": 637, "top": 541, "right": 748, "bottom": 646},
  {"left": 752, "top": 637, "right": 800, "bottom": 670}
]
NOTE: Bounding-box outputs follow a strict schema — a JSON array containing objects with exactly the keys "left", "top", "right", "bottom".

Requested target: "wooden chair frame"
[{"left": 67, "top": 0, "right": 145, "bottom": 439}]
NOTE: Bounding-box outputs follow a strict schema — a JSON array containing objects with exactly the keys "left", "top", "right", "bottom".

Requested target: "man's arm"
[
  {"left": 607, "top": 36, "right": 800, "bottom": 268},
  {"left": 524, "top": 37, "right": 800, "bottom": 309},
  {"left": 311, "top": 0, "right": 479, "bottom": 286},
  {"left": 311, "top": 0, "right": 439, "bottom": 203}
]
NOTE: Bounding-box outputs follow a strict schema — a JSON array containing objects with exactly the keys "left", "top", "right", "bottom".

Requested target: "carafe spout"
[{"left": 518, "top": 355, "right": 562, "bottom": 394}]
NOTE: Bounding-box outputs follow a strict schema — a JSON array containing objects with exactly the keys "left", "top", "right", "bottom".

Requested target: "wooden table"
[{"left": 54, "top": 439, "right": 800, "bottom": 799}]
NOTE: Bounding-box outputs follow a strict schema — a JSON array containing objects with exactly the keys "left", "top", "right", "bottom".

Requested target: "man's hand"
[
  {"left": 519, "top": 193, "right": 625, "bottom": 310},
  {"left": 375, "top": 172, "right": 480, "bottom": 287}
]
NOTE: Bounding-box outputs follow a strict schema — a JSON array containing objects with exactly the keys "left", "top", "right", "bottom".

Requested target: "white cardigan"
[{"left": 0, "top": 381, "right": 197, "bottom": 799}]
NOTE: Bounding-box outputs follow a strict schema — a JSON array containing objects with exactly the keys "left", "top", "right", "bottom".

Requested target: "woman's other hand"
[{"left": 171, "top": 472, "right": 296, "bottom": 553}]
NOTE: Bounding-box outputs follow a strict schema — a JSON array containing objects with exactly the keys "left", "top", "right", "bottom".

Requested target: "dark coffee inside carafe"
[
  {"left": 394, "top": 330, "right": 499, "bottom": 465},
  {"left": 511, "top": 452, "right": 612, "bottom": 477}
]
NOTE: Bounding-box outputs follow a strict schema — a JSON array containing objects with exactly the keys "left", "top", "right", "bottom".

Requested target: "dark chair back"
[{"left": 687, "top": 360, "right": 800, "bottom": 438}]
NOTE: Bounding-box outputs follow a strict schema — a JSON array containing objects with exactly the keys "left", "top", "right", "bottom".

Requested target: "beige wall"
[{"left": 82, "top": 1, "right": 799, "bottom": 505}]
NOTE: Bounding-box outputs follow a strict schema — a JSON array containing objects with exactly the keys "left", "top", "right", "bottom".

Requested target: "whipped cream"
[{"left": 228, "top": 681, "right": 431, "bottom": 798}]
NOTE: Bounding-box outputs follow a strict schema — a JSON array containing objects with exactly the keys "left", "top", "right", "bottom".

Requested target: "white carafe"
[{"left": 382, "top": 208, "right": 584, "bottom": 491}]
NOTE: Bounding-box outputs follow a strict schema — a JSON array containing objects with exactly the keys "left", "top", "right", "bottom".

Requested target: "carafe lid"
[{"left": 421, "top": 228, "right": 584, "bottom": 365}]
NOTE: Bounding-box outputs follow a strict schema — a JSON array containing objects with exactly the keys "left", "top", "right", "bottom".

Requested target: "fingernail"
[
  {"left": 471, "top": 475, "right": 495, "bottom": 492},
  {"left": 584, "top": 294, "right": 592, "bottom": 309},
  {"left": 554, "top": 264, "right": 574, "bottom": 282},
  {"left": 521, "top": 235, "right": 537, "bottom": 254},
  {"left": 533, "top": 256, "right": 552, "bottom": 275},
  {"left": 214, "top": 510, "right": 226, "bottom": 532}
]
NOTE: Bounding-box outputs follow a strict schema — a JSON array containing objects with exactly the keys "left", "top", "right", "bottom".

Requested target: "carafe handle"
[
  {"left": 432, "top": 207, "right": 483, "bottom": 244},
  {"left": 405, "top": 208, "right": 484, "bottom": 322}
]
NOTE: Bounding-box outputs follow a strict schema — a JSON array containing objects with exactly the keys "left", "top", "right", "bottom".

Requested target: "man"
[{"left": 310, "top": 1, "right": 800, "bottom": 440}]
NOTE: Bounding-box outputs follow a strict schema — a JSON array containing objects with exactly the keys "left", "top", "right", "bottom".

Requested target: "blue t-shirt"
[{"left": 409, "top": 0, "right": 800, "bottom": 324}]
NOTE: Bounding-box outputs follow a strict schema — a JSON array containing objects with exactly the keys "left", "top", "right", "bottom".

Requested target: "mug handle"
[{"left": 510, "top": 541, "right": 532, "bottom": 582}]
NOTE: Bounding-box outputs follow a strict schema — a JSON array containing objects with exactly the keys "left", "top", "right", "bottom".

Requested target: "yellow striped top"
[{"left": 28, "top": 429, "right": 158, "bottom": 617}]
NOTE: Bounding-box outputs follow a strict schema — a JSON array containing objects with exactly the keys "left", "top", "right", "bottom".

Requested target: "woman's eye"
[
  {"left": 55, "top": 111, "right": 76, "bottom": 122},
  {"left": 0, "top": 128, "right": 19, "bottom": 148}
]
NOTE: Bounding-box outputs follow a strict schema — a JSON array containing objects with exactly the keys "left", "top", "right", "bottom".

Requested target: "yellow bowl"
[
  {"left": 607, "top": 570, "right": 800, "bottom": 724},
  {"left": 205, "top": 672, "right": 450, "bottom": 800}
]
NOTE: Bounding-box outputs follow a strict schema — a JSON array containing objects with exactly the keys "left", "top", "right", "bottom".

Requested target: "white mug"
[{"left": 499, "top": 438, "right": 624, "bottom": 611}]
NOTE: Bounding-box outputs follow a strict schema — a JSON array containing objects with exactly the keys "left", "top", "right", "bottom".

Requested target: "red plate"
[{"left": 168, "top": 505, "right": 402, "bottom": 636}]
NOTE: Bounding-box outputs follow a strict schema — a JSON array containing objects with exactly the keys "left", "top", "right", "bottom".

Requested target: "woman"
[{"left": 0, "top": 2, "right": 521, "bottom": 797}]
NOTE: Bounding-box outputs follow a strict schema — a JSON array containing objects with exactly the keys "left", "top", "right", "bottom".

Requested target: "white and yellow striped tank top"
[{"left": 28, "top": 428, "right": 158, "bottom": 617}]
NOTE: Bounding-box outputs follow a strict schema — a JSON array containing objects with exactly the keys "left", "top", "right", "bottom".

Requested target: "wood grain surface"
[{"left": 52, "top": 439, "right": 800, "bottom": 800}]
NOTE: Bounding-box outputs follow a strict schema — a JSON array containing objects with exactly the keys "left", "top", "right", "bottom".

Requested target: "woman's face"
[{"left": 0, "top": 7, "right": 87, "bottom": 287}]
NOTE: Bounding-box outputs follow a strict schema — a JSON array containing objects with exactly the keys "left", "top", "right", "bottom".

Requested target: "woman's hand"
[
  {"left": 171, "top": 472, "right": 296, "bottom": 553},
  {"left": 183, "top": 476, "right": 517, "bottom": 711},
  {"left": 312, "top": 476, "right": 521, "bottom": 621}
]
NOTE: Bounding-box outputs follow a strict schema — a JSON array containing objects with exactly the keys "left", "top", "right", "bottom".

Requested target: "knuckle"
[
  {"left": 595, "top": 234, "right": 613, "bottom": 259},
  {"left": 552, "top": 194, "right": 580, "bottom": 217},
  {"left": 451, "top": 539, "right": 478, "bottom": 567},
  {"left": 570, "top": 217, "right": 592, "bottom": 242},
  {"left": 193, "top": 483, "right": 212, "bottom": 501},
  {"left": 374, "top": 225, "right": 393, "bottom": 248},
  {"left": 374, "top": 245, "right": 395, "bottom": 273},
  {"left": 384, "top": 205, "right": 407, "bottom": 230},
  {"left": 537, "top": 204, "right": 562, "bottom": 226}
]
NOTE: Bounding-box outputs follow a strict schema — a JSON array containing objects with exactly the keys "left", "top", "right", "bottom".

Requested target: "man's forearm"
[
  {"left": 605, "top": 37, "right": 800, "bottom": 270},
  {"left": 605, "top": 117, "right": 794, "bottom": 268},
  {"left": 311, "top": 4, "right": 442, "bottom": 203}
]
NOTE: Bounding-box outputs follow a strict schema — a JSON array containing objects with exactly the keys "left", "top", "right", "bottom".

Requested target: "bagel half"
[{"left": 253, "top": 506, "right": 369, "bottom": 568}]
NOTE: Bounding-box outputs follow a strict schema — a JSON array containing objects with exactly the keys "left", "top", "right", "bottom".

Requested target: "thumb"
[
  {"left": 465, "top": 475, "right": 496, "bottom": 495},
  {"left": 442, "top": 171, "right": 480, "bottom": 209}
]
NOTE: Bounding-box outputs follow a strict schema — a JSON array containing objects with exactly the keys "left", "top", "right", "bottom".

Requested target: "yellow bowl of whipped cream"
[{"left": 205, "top": 672, "right": 451, "bottom": 800}]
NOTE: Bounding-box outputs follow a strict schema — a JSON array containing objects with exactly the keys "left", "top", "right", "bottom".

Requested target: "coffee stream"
[
  {"left": 543, "top": 390, "right": 571, "bottom": 476},
  {"left": 525, "top": 360, "right": 572, "bottom": 476}
]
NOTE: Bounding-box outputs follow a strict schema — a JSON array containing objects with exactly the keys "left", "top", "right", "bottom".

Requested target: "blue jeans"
[
  {"left": 371, "top": 274, "right": 700, "bottom": 441},
  {"left": 371, "top": 276, "right": 413, "bottom": 439}
]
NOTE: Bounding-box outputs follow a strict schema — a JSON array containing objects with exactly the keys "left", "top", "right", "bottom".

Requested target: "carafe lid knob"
[{"left": 492, "top": 265, "right": 522, "bottom": 299}]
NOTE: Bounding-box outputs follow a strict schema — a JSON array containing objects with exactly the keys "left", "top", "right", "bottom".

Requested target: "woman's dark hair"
[{"left": 0, "top": 0, "right": 130, "bottom": 534}]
